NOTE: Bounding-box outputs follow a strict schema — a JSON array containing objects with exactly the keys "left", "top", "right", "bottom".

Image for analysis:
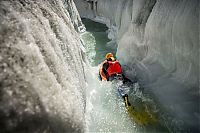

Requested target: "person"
[
  {"left": 99, "top": 53, "right": 131, "bottom": 107},
  {"left": 99, "top": 53, "right": 122, "bottom": 81}
]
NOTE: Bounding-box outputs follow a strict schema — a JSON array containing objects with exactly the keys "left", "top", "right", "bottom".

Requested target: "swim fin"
[{"left": 123, "top": 94, "right": 131, "bottom": 107}]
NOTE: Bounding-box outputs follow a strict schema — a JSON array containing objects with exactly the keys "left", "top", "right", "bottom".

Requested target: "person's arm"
[
  {"left": 99, "top": 69, "right": 107, "bottom": 81},
  {"left": 99, "top": 62, "right": 109, "bottom": 81},
  {"left": 99, "top": 66, "right": 107, "bottom": 81},
  {"left": 103, "top": 62, "right": 109, "bottom": 80}
]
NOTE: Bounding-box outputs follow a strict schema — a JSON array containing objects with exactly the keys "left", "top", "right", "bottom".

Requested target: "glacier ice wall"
[
  {"left": 0, "top": 0, "right": 86, "bottom": 132},
  {"left": 74, "top": 0, "right": 199, "bottom": 131}
]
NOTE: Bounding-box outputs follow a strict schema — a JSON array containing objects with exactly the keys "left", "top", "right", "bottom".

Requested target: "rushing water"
[
  {"left": 81, "top": 18, "right": 116, "bottom": 66},
  {"left": 81, "top": 19, "right": 137, "bottom": 132},
  {"left": 81, "top": 18, "right": 172, "bottom": 133}
]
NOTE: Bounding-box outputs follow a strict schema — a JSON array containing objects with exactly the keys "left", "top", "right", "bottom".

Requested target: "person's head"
[{"left": 106, "top": 53, "right": 115, "bottom": 61}]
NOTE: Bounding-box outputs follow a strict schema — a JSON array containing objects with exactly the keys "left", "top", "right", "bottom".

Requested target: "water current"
[{"left": 81, "top": 18, "right": 176, "bottom": 133}]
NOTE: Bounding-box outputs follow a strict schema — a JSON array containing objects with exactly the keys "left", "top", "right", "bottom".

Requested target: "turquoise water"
[
  {"left": 81, "top": 18, "right": 170, "bottom": 133},
  {"left": 81, "top": 18, "right": 116, "bottom": 66}
]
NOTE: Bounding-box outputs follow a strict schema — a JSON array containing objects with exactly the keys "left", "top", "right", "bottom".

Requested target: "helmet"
[{"left": 106, "top": 53, "right": 114, "bottom": 59}]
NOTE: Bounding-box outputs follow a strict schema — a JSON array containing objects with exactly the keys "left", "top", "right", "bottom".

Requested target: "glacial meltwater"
[
  {"left": 80, "top": 18, "right": 183, "bottom": 133},
  {"left": 0, "top": 0, "right": 198, "bottom": 132}
]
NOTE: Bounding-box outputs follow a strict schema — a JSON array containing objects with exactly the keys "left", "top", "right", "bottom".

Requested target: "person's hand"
[{"left": 102, "top": 77, "right": 107, "bottom": 81}]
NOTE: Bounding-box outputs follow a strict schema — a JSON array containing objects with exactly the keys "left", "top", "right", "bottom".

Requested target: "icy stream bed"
[
  {"left": 81, "top": 18, "right": 175, "bottom": 133},
  {"left": 75, "top": 0, "right": 199, "bottom": 132}
]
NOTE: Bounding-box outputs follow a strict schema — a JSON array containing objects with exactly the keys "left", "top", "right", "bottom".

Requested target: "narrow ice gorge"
[
  {"left": 0, "top": 0, "right": 199, "bottom": 132},
  {"left": 74, "top": 0, "right": 199, "bottom": 131},
  {"left": 0, "top": 0, "right": 87, "bottom": 132}
]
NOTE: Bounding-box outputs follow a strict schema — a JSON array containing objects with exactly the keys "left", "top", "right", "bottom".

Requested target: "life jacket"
[{"left": 107, "top": 60, "right": 122, "bottom": 77}]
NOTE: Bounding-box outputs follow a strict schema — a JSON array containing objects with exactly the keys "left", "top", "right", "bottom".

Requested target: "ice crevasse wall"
[
  {"left": 74, "top": 0, "right": 199, "bottom": 129},
  {"left": 0, "top": 0, "right": 87, "bottom": 132}
]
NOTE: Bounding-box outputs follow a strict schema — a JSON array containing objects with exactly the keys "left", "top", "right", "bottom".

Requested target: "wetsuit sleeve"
[
  {"left": 103, "top": 62, "right": 109, "bottom": 71},
  {"left": 102, "top": 62, "right": 109, "bottom": 80},
  {"left": 99, "top": 61, "right": 109, "bottom": 81}
]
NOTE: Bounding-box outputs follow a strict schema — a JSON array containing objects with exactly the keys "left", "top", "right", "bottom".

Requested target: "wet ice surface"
[
  {"left": 75, "top": 0, "right": 199, "bottom": 132},
  {"left": 82, "top": 19, "right": 171, "bottom": 133},
  {"left": 0, "top": 0, "right": 86, "bottom": 132},
  {"left": 84, "top": 65, "right": 170, "bottom": 133}
]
